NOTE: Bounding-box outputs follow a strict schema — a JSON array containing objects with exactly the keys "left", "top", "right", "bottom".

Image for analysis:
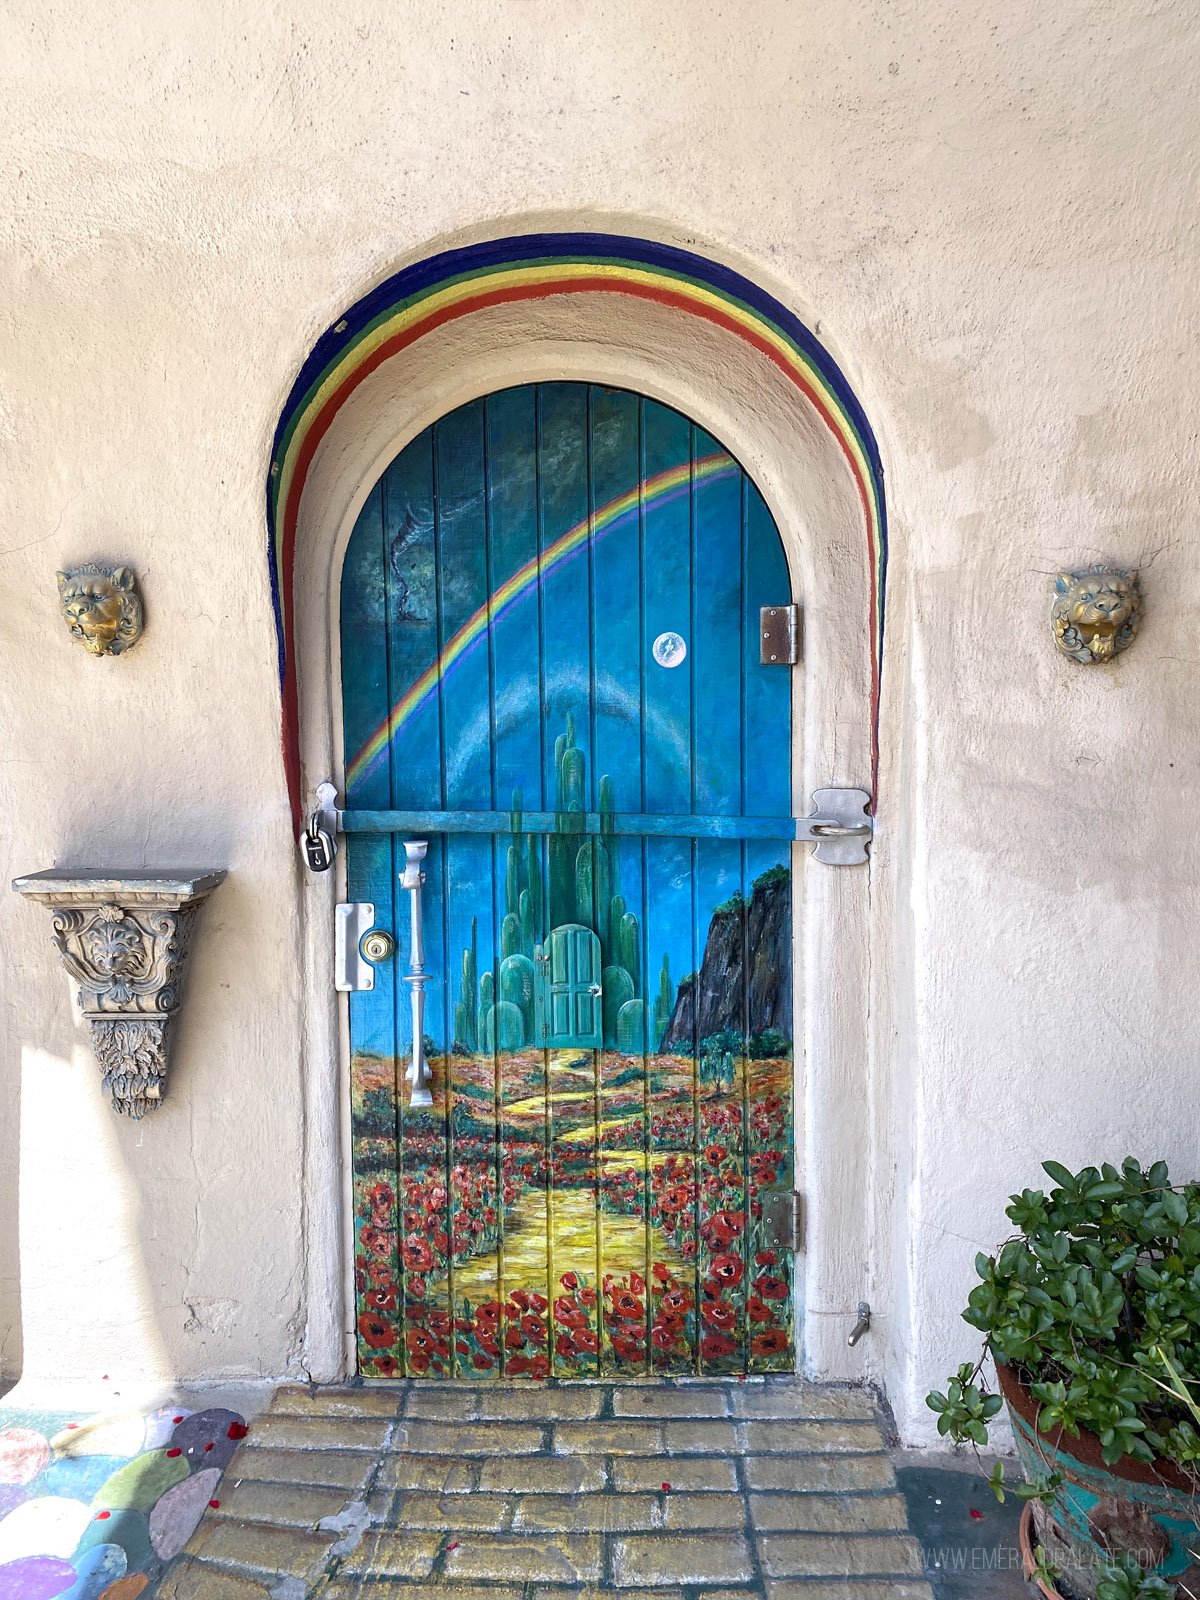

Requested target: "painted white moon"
[{"left": 652, "top": 632, "right": 687, "bottom": 669}]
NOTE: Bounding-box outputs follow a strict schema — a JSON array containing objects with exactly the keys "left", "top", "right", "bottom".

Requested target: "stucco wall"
[{"left": 2, "top": 2, "right": 1197, "bottom": 1439}]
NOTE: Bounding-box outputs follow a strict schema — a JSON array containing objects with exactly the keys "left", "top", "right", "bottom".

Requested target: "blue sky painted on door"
[{"left": 340, "top": 383, "right": 792, "bottom": 1062}]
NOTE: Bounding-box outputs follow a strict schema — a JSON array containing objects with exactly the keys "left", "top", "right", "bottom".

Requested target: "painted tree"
[
  {"left": 453, "top": 917, "right": 479, "bottom": 1051},
  {"left": 652, "top": 953, "right": 675, "bottom": 1050}
]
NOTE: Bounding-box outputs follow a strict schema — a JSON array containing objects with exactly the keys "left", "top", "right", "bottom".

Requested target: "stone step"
[{"left": 153, "top": 1379, "right": 934, "bottom": 1600}]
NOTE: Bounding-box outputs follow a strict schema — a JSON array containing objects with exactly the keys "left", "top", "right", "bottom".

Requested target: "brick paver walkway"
[{"left": 156, "top": 1380, "right": 934, "bottom": 1599}]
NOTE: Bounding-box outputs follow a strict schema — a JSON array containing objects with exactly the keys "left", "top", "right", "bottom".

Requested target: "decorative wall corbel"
[{"left": 11, "top": 870, "right": 225, "bottom": 1118}]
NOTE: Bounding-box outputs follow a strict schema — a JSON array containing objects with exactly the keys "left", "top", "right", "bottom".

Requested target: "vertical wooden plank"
[
  {"left": 742, "top": 478, "right": 796, "bottom": 1372},
  {"left": 588, "top": 388, "right": 649, "bottom": 1374},
  {"left": 639, "top": 398, "right": 699, "bottom": 1373},
  {"left": 741, "top": 476, "right": 792, "bottom": 824},
  {"left": 342, "top": 479, "right": 404, "bottom": 1377},
  {"left": 419, "top": 400, "right": 498, "bottom": 1381},
  {"left": 645, "top": 841, "right": 699, "bottom": 1375},
  {"left": 485, "top": 387, "right": 551, "bottom": 1377},
  {"left": 380, "top": 432, "right": 452, "bottom": 1378},
  {"left": 690, "top": 423, "right": 749, "bottom": 1375},
  {"left": 539, "top": 383, "right": 601, "bottom": 1377}
]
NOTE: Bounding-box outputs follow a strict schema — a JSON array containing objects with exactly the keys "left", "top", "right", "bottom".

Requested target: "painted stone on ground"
[
  {"left": 96, "top": 1580, "right": 147, "bottom": 1600},
  {"left": 0, "top": 1497, "right": 92, "bottom": 1563},
  {"left": 147, "top": 1468, "right": 220, "bottom": 1563},
  {"left": 73, "top": 1509, "right": 152, "bottom": 1576},
  {"left": 58, "top": 1543, "right": 126, "bottom": 1600},
  {"left": 0, "top": 1431, "right": 52, "bottom": 1486},
  {"left": 138, "top": 1411, "right": 189, "bottom": 1454},
  {"left": 36, "top": 1459, "right": 127, "bottom": 1504},
  {"left": 90, "top": 1452, "right": 188, "bottom": 1515},
  {"left": 48, "top": 1419, "right": 144, "bottom": 1462},
  {"left": 0, "top": 1485, "right": 29, "bottom": 1520},
  {"left": 0, "top": 1403, "right": 248, "bottom": 1600},
  {"left": 0, "top": 1554, "right": 78, "bottom": 1599},
  {"left": 167, "top": 1412, "right": 244, "bottom": 1472}
]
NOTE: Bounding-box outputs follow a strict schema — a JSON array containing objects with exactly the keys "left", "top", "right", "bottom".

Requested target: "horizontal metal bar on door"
[{"left": 337, "top": 808, "right": 803, "bottom": 841}]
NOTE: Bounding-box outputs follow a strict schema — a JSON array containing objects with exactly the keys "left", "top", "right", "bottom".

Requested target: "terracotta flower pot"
[
  {"left": 997, "top": 1362, "right": 1200, "bottom": 1600},
  {"left": 1019, "top": 1502, "right": 1065, "bottom": 1599}
]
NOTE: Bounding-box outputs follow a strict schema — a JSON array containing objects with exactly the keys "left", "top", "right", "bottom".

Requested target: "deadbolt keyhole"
[{"left": 360, "top": 929, "right": 395, "bottom": 964}]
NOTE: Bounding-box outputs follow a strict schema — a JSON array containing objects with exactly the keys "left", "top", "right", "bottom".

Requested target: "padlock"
[{"left": 304, "top": 812, "right": 335, "bottom": 872}]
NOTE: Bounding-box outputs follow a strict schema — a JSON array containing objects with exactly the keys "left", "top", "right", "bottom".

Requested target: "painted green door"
[
  {"left": 538, "top": 924, "right": 604, "bottom": 1049},
  {"left": 342, "top": 382, "right": 795, "bottom": 1379}
]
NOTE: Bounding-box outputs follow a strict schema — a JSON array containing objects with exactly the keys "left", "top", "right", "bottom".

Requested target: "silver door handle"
[
  {"left": 588, "top": 983, "right": 602, "bottom": 996},
  {"left": 400, "top": 840, "right": 432, "bottom": 1108}
]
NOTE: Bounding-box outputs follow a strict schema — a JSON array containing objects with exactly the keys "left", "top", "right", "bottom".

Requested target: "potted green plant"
[{"left": 927, "top": 1158, "right": 1200, "bottom": 1600}]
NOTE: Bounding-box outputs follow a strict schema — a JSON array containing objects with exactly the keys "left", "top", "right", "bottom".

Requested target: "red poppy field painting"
[{"left": 350, "top": 1044, "right": 794, "bottom": 1378}]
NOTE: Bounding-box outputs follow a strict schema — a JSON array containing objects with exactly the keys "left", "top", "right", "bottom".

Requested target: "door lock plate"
[{"left": 335, "top": 903, "right": 377, "bottom": 991}]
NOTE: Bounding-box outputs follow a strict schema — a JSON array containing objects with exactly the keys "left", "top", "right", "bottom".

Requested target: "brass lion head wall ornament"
[
  {"left": 1052, "top": 566, "right": 1142, "bottom": 664},
  {"left": 57, "top": 563, "right": 143, "bottom": 655}
]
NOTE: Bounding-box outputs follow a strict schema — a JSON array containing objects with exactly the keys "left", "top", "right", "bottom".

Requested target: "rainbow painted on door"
[{"left": 342, "top": 383, "right": 795, "bottom": 1378}]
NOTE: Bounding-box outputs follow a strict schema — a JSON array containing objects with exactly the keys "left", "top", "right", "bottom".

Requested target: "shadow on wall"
[
  {"left": 17, "top": 1036, "right": 176, "bottom": 1393},
  {"left": 0, "top": 1012, "right": 21, "bottom": 1391},
  {"left": 0, "top": 925, "right": 271, "bottom": 1592},
  {"left": 4, "top": 879, "right": 192, "bottom": 1392},
  {"left": 3, "top": 860, "right": 307, "bottom": 1394}
]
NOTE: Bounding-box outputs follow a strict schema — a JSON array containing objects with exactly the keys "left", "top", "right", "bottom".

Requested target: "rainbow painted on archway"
[{"left": 268, "top": 233, "right": 887, "bottom": 832}]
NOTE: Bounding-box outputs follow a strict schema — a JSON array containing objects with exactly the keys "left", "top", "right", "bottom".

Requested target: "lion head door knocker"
[
  {"left": 56, "top": 563, "right": 144, "bottom": 656},
  {"left": 1051, "top": 566, "right": 1142, "bottom": 664}
]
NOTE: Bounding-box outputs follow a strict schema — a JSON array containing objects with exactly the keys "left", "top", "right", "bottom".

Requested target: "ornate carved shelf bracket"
[{"left": 11, "top": 869, "right": 226, "bottom": 1119}]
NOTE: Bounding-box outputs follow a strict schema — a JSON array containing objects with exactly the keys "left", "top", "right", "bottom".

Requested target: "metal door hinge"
[
  {"left": 760, "top": 604, "right": 800, "bottom": 665},
  {"left": 796, "top": 788, "right": 873, "bottom": 865},
  {"left": 762, "top": 1190, "right": 805, "bottom": 1252}
]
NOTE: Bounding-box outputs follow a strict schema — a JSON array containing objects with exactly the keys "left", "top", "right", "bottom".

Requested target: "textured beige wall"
[{"left": 1, "top": 2, "right": 1197, "bottom": 1438}]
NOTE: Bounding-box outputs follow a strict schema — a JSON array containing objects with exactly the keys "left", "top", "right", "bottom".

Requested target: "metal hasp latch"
[
  {"left": 760, "top": 604, "right": 800, "bottom": 665},
  {"left": 847, "top": 1302, "right": 872, "bottom": 1347},
  {"left": 796, "top": 788, "right": 873, "bottom": 865},
  {"left": 304, "top": 781, "right": 339, "bottom": 872}
]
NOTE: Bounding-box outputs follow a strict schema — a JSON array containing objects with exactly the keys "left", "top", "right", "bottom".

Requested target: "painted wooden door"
[{"left": 342, "top": 383, "right": 795, "bottom": 1379}]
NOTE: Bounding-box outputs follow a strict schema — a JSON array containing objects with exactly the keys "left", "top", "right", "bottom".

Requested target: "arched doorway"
[
  {"left": 341, "top": 382, "right": 795, "bottom": 1378},
  {"left": 273, "top": 230, "right": 886, "bottom": 1387}
]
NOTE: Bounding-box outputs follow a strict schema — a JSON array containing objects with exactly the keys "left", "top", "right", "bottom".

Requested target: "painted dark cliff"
[{"left": 659, "top": 866, "right": 791, "bottom": 1052}]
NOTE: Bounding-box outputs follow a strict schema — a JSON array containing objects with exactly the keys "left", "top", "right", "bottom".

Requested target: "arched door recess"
[{"left": 272, "top": 230, "right": 887, "bottom": 1388}]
